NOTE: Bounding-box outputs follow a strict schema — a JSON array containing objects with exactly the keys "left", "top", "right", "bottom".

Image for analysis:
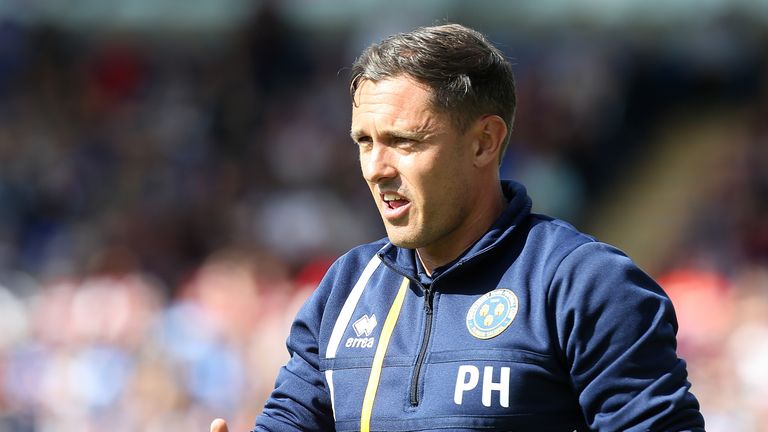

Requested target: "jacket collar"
[{"left": 377, "top": 180, "right": 532, "bottom": 279}]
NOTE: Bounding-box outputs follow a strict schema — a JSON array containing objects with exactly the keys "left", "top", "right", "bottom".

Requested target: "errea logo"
[
  {"left": 353, "top": 314, "right": 377, "bottom": 337},
  {"left": 346, "top": 314, "right": 377, "bottom": 348}
]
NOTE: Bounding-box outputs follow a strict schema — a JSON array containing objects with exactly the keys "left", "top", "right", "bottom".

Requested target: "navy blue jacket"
[{"left": 255, "top": 181, "right": 704, "bottom": 431}]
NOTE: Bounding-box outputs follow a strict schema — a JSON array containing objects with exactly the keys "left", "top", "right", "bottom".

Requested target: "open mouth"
[{"left": 382, "top": 192, "right": 410, "bottom": 210}]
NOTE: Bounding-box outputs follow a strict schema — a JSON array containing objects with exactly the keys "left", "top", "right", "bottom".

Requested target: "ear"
[{"left": 471, "top": 115, "right": 507, "bottom": 168}]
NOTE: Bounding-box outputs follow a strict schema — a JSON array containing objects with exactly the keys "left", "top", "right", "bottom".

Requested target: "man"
[{"left": 214, "top": 23, "right": 705, "bottom": 431}]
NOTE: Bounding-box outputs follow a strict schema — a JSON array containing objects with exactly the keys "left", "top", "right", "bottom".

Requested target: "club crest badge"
[{"left": 466, "top": 289, "right": 519, "bottom": 339}]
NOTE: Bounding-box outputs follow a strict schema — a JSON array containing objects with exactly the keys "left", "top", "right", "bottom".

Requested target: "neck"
[
  {"left": 416, "top": 250, "right": 433, "bottom": 277},
  {"left": 416, "top": 183, "right": 506, "bottom": 275}
]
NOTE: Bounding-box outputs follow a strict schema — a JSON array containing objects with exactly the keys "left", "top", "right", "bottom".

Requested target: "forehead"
[
  {"left": 353, "top": 76, "right": 431, "bottom": 109},
  {"left": 351, "top": 76, "right": 446, "bottom": 132}
]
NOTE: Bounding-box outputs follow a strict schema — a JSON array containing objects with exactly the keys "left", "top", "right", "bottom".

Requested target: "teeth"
[{"left": 383, "top": 193, "right": 403, "bottom": 202}]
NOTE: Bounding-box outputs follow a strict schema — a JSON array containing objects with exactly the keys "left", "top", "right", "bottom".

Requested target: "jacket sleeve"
[
  {"left": 550, "top": 242, "right": 705, "bottom": 432},
  {"left": 254, "top": 277, "right": 335, "bottom": 431}
]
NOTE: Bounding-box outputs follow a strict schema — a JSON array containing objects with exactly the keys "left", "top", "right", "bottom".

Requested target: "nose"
[{"left": 361, "top": 143, "right": 397, "bottom": 184}]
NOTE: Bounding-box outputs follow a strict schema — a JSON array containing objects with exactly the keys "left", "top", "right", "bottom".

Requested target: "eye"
[
  {"left": 354, "top": 136, "right": 373, "bottom": 150},
  {"left": 391, "top": 136, "right": 420, "bottom": 150}
]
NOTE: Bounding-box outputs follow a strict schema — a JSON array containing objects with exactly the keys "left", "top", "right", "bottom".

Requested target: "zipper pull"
[{"left": 423, "top": 285, "right": 433, "bottom": 313}]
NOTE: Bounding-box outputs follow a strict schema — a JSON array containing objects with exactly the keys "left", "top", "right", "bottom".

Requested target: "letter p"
[{"left": 453, "top": 365, "right": 480, "bottom": 405}]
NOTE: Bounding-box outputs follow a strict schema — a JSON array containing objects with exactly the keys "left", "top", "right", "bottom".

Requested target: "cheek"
[
  {"left": 412, "top": 162, "right": 459, "bottom": 207},
  {"left": 424, "top": 155, "right": 474, "bottom": 208},
  {"left": 358, "top": 151, "right": 370, "bottom": 179}
]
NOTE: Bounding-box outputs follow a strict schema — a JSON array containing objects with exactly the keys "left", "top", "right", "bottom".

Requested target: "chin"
[
  {"left": 389, "top": 239, "right": 418, "bottom": 249},
  {"left": 384, "top": 229, "right": 421, "bottom": 249}
]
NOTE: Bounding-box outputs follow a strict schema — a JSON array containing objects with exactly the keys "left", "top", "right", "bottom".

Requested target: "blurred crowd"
[
  {"left": 659, "top": 98, "right": 768, "bottom": 431},
  {"left": 0, "top": 5, "right": 766, "bottom": 431}
]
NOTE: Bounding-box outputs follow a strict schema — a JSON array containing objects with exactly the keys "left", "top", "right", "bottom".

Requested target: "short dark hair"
[{"left": 350, "top": 23, "right": 516, "bottom": 160}]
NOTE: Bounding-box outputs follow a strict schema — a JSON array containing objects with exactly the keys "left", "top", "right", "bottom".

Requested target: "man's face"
[{"left": 351, "top": 76, "right": 479, "bottom": 254}]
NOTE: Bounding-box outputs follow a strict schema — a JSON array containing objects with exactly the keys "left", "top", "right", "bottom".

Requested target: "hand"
[{"left": 210, "top": 418, "right": 230, "bottom": 432}]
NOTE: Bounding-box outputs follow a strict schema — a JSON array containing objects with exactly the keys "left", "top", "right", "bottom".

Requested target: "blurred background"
[{"left": 0, "top": 1, "right": 766, "bottom": 431}]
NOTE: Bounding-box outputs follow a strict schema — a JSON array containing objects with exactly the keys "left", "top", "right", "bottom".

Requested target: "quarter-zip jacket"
[{"left": 255, "top": 181, "right": 705, "bottom": 432}]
